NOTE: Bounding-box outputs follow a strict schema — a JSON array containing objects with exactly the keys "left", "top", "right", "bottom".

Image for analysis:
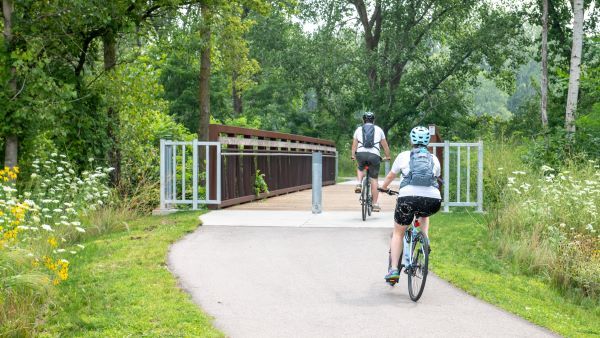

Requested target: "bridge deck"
[{"left": 229, "top": 180, "right": 399, "bottom": 212}]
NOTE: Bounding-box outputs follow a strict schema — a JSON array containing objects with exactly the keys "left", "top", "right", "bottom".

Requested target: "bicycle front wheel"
[{"left": 407, "top": 234, "right": 429, "bottom": 302}]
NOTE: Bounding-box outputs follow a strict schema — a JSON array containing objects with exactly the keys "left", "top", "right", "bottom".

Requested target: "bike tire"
[
  {"left": 366, "top": 178, "right": 372, "bottom": 216},
  {"left": 408, "top": 234, "right": 429, "bottom": 302},
  {"left": 361, "top": 178, "right": 368, "bottom": 221}
]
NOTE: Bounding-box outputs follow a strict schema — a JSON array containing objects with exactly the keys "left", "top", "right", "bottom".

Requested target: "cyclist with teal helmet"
[
  {"left": 380, "top": 126, "right": 442, "bottom": 284},
  {"left": 351, "top": 111, "right": 391, "bottom": 212}
]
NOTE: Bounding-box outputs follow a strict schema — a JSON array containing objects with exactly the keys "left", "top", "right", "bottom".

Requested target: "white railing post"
[
  {"left": 160, "top": 139, "right": 166, "bottom": 210},
  {"left": 456, "top": 146, "right": 461, "bottom": 203},
  {"left": 476, "top": 140, "right": 484, "bottom": 213},
  {"left": 312, "top": 151, "right": 323, "bottom": 214},
  {"left": 192, "top": 139, "right": 198, "bottom": 210},
  {"left": 443, "top": 141, "right": 450, "bottom": 212}
]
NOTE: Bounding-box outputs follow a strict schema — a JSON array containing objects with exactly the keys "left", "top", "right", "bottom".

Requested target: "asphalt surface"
[{"left": 168, "top": 211, "right": 557, "bottom": 338}]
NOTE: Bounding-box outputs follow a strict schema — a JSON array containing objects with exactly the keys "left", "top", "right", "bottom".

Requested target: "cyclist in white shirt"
[
  {"left": 351, "top": 111, "right": 391, "bottom": 212},
  {"left": 380, "top": 126, "right": 442, "bottom": 284}
]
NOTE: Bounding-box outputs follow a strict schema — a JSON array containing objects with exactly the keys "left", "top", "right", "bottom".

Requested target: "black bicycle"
[
  {"left": 379, "top": 188, "right": 430, "bottom": 302},
  {"left": 359, "top": 165, "right": 373, "bottom": 221}
]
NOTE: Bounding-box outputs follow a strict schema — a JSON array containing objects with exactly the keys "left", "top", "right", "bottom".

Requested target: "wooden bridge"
[{"left": 157, "top": 124, "right": 483, "bottom": 213}]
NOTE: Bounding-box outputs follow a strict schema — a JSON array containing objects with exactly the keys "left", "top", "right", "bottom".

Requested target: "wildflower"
[
  {"left": 75, "top": 227, "right": 85, "bottom": 233},
  {"left": 76, "top": 244, "right": 85, "bottom": 249},
  {"left": 48, "top": 237, "right": 58, "bottom": 248},
  {"left": 41, "top": 224, "right": 54, "bottom": 232},
  {"left": 586, "top": 224, "right": 594, "bottom": 231},
  {"left": 541, "top": 165, "right": 554, "bottom": 172}
]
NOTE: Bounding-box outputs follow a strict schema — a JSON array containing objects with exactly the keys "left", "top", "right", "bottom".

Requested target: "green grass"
[
  {"left": 430, "top": 212, "right": 599, "bottom": 337},
  {"left": 38, "top": 211, "right": 223, "bottom": 337}
]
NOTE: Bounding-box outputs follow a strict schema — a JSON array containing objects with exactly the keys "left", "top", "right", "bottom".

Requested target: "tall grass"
[{"left": 484, "top": 140, "right": 599, "bottom": 299}]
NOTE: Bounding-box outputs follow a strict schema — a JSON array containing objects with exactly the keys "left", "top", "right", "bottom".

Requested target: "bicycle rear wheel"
[
  {"left": 361, "top": 178, "right": 368, "bottom": 221},
  {"left": 407, "top": 234, "right": 429, "bottom": 302}
]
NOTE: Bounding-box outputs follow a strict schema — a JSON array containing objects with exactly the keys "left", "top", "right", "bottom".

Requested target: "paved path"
[{"left": 168, "top": 209, "right": 557, "bottom": 337}]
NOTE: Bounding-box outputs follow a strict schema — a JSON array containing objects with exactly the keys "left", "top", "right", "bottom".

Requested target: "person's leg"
[
  {"left": 371, "top": 177, "right": 379, "bottom": 204},
  {"left": 418, "top": 216, "right": 429, "bottom": 238},
  {"left": 369, "top": 153, "right": 382, "bottom": 209},
  {"left": 389, "top": 223, "right": 406, "bottom": 270},
  {"left": 357, "top": 168, "right": 364, "bottom": 184}
]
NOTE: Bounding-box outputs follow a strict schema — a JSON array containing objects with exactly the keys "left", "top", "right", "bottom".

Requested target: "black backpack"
[{"left": 361, "top": 124, "right": 377, "bottom": 149}]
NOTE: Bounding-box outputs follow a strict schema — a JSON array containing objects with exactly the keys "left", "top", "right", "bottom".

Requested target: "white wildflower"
[
  {"left": 76, "top": 244, "right": 85, "bottom": 249},
  {"left": 41, "top": 224, "right": 54, "bottom": 231},
  {"left": 75, "top": 227, "right": 86, "bottom": 233}
]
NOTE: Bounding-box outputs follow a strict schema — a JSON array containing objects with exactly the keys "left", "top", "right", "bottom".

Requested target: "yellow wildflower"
[{"left": 47, "top": 237, "right": 58, "bottom": 248}]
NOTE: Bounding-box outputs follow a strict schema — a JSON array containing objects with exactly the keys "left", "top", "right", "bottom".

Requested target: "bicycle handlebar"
[{"left": 377, "top": 187, "right": 399, "bottom": 195}]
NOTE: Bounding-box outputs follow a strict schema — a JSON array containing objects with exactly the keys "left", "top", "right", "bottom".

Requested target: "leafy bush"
[
  {"left": 0, "top": 154, "right": 111, "bottom": 335},
  {"left": 254, "top": 170, "right": 269, "bottom": 196}
]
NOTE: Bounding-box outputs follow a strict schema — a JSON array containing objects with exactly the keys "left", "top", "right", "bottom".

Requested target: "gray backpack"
[{"left": 400, "top": 148, "right": 438, "bottom": 188}]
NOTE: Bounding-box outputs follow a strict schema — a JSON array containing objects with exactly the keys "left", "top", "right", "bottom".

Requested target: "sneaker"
[
  {"left": 385, "top": 269, "right": 400, "bottom": 284},
  {"left": 354, "top": 184, "right": 362, "bottom": 193},
  {"left": 372, "top": 204, "right": 381, "bottom": 212}
]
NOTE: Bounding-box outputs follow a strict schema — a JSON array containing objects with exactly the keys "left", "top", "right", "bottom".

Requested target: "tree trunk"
[
  {"left": 103, "top": 27, "right": 121, "bottom": 186},
  {"left": 540, "top": 0, "right": 549, "bottom": 128},
  {"left": 198, "top": 2, "right": 212, "bottom": 141},
  {"left": 232, "top": 71, "right": 243, "bottom": 115},
  {"left": 565, "top": 0, "right": 584, "bottom": 134},
  {"left": 3, "top": 0, "right": 18, "bottom": 169}
]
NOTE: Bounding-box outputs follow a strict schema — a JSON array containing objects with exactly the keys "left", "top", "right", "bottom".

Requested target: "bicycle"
[
  {"left": 359, "top": 165, "right": 373, "bottom": 221},
  {"left": 378, "top": 188, "right": 430, "bottom": 302}
]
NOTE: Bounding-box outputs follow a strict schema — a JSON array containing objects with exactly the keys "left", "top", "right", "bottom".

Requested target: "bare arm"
[
  {"left": 380, "top": 170, "right": 397, "bottom": 190},
  {"left": 351, "top": 138, "right": 358, "bottom": 160},
  {"left": 380, "top": 138, "right": 391, "bottom": 160}
]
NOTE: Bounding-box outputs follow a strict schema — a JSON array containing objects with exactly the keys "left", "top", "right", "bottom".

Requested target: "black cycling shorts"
[
  {"left": 356, "top": 152, "right": 381, "bottom": 178},
  {"left": 394, "top": 196, "right": 442, "bottom": 225}
]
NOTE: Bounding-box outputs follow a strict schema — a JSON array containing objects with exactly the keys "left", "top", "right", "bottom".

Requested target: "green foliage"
[{"left": 254, "top": 169, "right": 269, "bottom": 196}]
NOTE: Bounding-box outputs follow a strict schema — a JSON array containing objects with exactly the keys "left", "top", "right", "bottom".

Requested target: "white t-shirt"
[
  {"left": 391, "top": 150, "right": 442, "bottom": 199},
  {"left": 353, "top": 123, "right": 386, "bottom": 156}
]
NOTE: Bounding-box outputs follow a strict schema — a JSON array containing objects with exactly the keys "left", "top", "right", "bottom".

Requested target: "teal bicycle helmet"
[{"left": 410, "top": 126, "right": 430, "bottom": 145}]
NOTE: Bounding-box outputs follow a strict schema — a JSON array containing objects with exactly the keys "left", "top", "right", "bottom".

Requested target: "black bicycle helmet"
[{"left": 362, "top": 111, "right": 375, "bottom": 123}]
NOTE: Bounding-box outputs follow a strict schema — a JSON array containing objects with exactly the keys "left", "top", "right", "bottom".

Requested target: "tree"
[
  {"left": 198, "top": 1, "right": 212, "bottom": 141},
  {"left": 541, "top": 0, "right": 549, "bottom": 128},
  {"left": 565, "top": 0, "right": 584, "bottom": 134},
  {"left": 2, "top": 0, "right": 17, "bottom": 169}
]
